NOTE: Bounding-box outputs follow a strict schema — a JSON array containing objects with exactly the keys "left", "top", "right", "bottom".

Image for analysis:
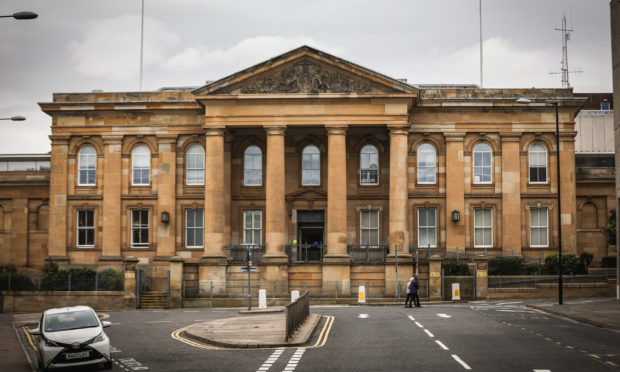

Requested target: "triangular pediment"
[
  {"left": 286, "top": 187, "right": 327, "bottom": 201},
  {"left": 193, "top": 46, "right": 417, "bottom": 96}
]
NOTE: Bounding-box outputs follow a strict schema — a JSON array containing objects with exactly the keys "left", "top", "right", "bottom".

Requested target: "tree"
[{"left": 601, "top": 209, "right": 616, "bottom": 246}]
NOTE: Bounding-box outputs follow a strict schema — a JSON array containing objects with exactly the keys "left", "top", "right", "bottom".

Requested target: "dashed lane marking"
[
  {"left": 452, "top": 354, "right": 472, "bottom": 370},
  {"left": 435, "top": 340, "right": 449, "bottom": 350},
  {"left": 414, "top": 321, "right": 424, "bottom": 328},
  {"left": 408, "top": 315, "right": 415, "bottom": 321},
  {"left": 255, "top": 348, "right": 283, "bottom": 372},
  {"left": 424, "top": 329, "right": 434, "bottom": 338}
]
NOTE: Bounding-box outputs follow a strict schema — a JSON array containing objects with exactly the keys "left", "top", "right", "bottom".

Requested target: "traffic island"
[{"left": 184, "top": 313, "right": 322, "bottom": 348}]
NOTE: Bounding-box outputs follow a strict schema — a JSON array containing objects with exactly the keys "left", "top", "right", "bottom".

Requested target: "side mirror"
[
  {"left": 29, "top": 327, "right": 41, "bottom": 336},
  {"left": 101, "top": 321, "right": 111, "bottom": 328}
]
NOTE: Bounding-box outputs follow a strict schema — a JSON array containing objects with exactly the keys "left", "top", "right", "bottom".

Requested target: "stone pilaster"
[
  {"left": 156, "top": 135, "right": 177, "bottom": 259},
  {"left": 388, "top": 125, "right": 409, "bottom": 256},
  {"left": 101, "top": 136, "right": 123, "bottom": 262},
  {"left": 263, "top": 126, "right": 288, "bottom": 262},
  {"left": 559, "top": 131, "right": 577, "bottom": 254},
  {"left": 501, "top": 133, "right": 522, "bottom": 255},
  {"left": 445, "top": 133, "right": 466, "bottom": 252},
  {"left": 47, "top": 135, "right": 70, "bottom": 261}
]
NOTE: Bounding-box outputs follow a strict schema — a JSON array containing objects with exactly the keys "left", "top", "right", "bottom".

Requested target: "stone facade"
[{"left": 0, "top": 46, "right": 592, "bottom": 296}]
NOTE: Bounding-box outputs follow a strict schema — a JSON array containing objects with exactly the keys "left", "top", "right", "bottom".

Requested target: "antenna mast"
[{"left": 550, "top": 14, "right": 582, "bottom": 88}]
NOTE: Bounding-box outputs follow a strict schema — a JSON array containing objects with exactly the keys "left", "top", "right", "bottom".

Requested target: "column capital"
[
  {"left": 444, "top": 132, "right": 466, "bottom": 142},
  {"left": 204, "top": 126, "right": 226, "bottom": 137},
  {"left": 264, "top": 125, "right": 287, "bottom": 136},
  {"left": 325, "top": 125, "right": 348, "bottom": 136},
  {"left": 387, "top": 125, "right": 408, "bottom": 135},
  {"left": 49, "top": 135, "right": 70, "bottom": 145},
  {"left": 102, "top": 135, "right": 123, "bottom": 145}
]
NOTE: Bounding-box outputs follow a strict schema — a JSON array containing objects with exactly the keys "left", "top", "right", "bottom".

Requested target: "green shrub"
[
  {"left": 0, "top": 273, "right": 35, "bottom": 291},
  {"left": 524, "top": 264, "right": 543, "bottom": 275},
  {"left": 601, "top": 256, "right": 617, "bottom": 268},
  {"left": 600, "top": 209, "right": 616, "bottom": 245},
  {"left": 579, "top": 252, "right": 594, "bottom": 268},
  {"left": 0, "top": 264, "right": 17, "bottom": 274},
  {"left": 97, "top": 269, "right": 124, "bottom": 291},
  {"left": 488, "top": 257, "right": 523, "bottom": 275},
  {"left": 442, "top": 260, "right": 471, "bottom": 276},
  {"left": 544, "top": 254, "right": 583, "bottom": 275}
]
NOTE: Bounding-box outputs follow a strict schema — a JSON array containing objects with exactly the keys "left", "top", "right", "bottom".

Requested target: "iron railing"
[
  {"left": 488, "top": 273, "right": 617, "bottom": 288},
  {"left": 409, "top": 247, "right": 546, "bottom": 264},
  {"left": 285, "top": 291, "right": 310, "bottom": 341},
  {"left": 0, "top": 269, "right": 125, "bottom": 292},
  {"left": 347, "top": 245, "right": 389, "bottom": 263},
  {"left": 224, "top": 245, "right": 265, "bottom": 264},
  {"left": 286, "top": 244, "right": 325, "bottom": 263}
]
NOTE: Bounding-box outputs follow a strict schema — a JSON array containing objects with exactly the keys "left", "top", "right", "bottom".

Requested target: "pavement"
[{"left": 2, "top": 297, "right": 620, "bottom": 371}]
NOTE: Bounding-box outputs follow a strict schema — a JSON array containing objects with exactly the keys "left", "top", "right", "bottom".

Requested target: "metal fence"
[
  {"left": 488, "top": 273, "right": 617, "bottom": 288},
  {"left": 286, "top": 244, "right": 325, "bottom": 263},
  {"left": 0, "top": 270, "right": 125, "bottom": 292},
  {"left": 410, "top": 247, "right": 546, "bottom": 264},
  {"left": 224, "top": 245, "right": 265, "bottom": 264},
  {"left": 285, "top": 291, "right": 309, "bottom": 341},
  {"left": 347, "top": 245, "right": 389, "bottom": 264}
]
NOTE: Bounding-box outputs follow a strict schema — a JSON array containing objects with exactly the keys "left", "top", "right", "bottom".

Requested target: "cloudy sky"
[{"left": 0, "top": 0, "right": 613, "bottom": 154}]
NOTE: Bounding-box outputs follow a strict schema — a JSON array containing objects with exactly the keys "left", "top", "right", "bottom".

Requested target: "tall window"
[
  {"left": 77, "top": 209, "right": 95, "bottom": 247},
  {"left": 360, "top": 145, "right": 379, "bottom": 185},
  {"left": 529, "top": 143, "right": 547, "bottom": 183},
  {"left": 131, "top": 209, "right": 149, "bottom": 247},
  {"left": 530, "top": 207, "right": 548, "bottom": 247},
  {"left": 186, "top": 209, "right": 204, "bottom": 248},
  {"left": 244, "top": 146, "right": 262, "bottom": 186},
  {"left": 417, "top": 144, "right": 437, "bottom": 184},
  {"left": 360, "top": 210, "right": 379, "bottom": 245},
  {"left": 473, "top": 143, "right": 492, "bottom": 184},
  {"left": 186, "top": 145, "right": 204, "bottom": 185},
  {"left": 132, "top": 145, "right": 150, "bottom": 185},
  {"left": 243, "top": 210, "right": 262, "bottom": 245},
  {"left": 417, "top": 208, "right": 437, "bottom": 248},
  {"left": 78, "top": 146, "right": 96, "bottom": 186},
  {"left": 302, "top": 145, "right": 320, "bottom": 186},
  {"left": 474, "top": 208, "right": 493, "bottom": 247}
]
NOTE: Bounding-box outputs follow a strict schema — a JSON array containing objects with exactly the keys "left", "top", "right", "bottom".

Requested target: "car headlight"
[
  {"left": 92, "top": 332, "right": 105, "bottom": 343},
  {"left": 44, "top": 339, "right": 61, "bottom": 347}
]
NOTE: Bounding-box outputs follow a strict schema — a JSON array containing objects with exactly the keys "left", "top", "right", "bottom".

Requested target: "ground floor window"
[
  {"left": 417, "top": 208, "right": 436, "bottom": 248},
  {"left": 360, "top": 210, "right": 379, "bottom": 245},
  {"left": 186, "top": 209, "right": 204, "bottom": 248},
  {"left": 77, "top": 209, "right": 94, "bottom": 247},
  {"left": 474, "top": 208, "right": 493, "bottom": 248},
  {"left": 243, "top": 210, "right": 262, "bottom": 245},
  {"left": 131, "top": 209, "right": 149, "bottom": 248},
  {"left": 530, "top": 207, "right": 549, "bottom": 247}
]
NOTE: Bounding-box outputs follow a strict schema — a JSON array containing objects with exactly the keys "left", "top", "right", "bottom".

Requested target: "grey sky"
[{"left": 0, "top": 0, "right": 612, "bottom": 154}]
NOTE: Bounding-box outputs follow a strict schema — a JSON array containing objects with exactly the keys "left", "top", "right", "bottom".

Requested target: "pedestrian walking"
[
  {"left": 405, "top": 277, "right": 414, "bottom": 308},
  {"left": 412, "top": 275, "right": 421, "bottom": 307}
]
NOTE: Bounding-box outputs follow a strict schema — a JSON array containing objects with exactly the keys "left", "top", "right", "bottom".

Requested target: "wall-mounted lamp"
[
  {"left": 161, "top": 211, "right": 170, "bottom": 223},
  {"left": 451, "top": 210, "right": 461, "bottom": 223}
]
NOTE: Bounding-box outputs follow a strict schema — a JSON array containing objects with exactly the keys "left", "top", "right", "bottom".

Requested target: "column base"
[{"left": 322, "top": 264, "right": 350, "bottom": 297}]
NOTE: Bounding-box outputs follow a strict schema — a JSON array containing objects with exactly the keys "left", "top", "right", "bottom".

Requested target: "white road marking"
[
  {"left": 414, "top": 321, "right": 424, "bottom": 328},
  {"left": 408, "top": 315, "right": 415, "bottom": 321},
  {"left": 144, "top": 320, "right": 172, "bottom": 323},
  {"left": 116, "top": 357, "right": 149, "bottom": 370},
  {"left": 496, "top": 301, "right": 523, "bottom": 306},
  {"left": 255, "top": 348, "right": 284, "bottom": 372},
  {"left": 110, "top": 346, "right": 122, "bottom": 353},
  {"left": 497, "top": 309, "right": 535, "bottom": 313},
  {"left": 437, "top": 313, "right": 452, "bottom": 318},
  {"left": 184, "top": 310, "right": 200, "bottom": 312},
  {"left": 533, "top": 370, "right": 551, "bottom": 372},
  {"left": 452, "top": 354, "right": 472, "bottom": 370},
  {"left": 282, "top": 348, "right": 306, "bottom": 372},
  {"left": 358, "top": 314, "right": 370, "bottom": 319},
  {"left": 424, "top": 329, "right": 434, "bottom": 338},
  {"left": 435, "top": 340, "right": 449, "bottom": 350}
]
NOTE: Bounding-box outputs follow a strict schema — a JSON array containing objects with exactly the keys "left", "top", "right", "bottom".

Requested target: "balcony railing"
[
  {"left": 347, "top": 245, "right": 389, "bottom": 263},
  {"left": 286, "top": 244, "right": 325, "bottom": 263},
  {"left": 224, "top": 245, "right": 265, "bottom": 264}
]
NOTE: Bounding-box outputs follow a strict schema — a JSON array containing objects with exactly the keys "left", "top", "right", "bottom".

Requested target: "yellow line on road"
[
  {"left": 606, "top": 361, "right": 618, "bottom": 367},
  {"left": 97, "top": 312, "right": 110, "bottom": 319},
  {"left": 21, "top": 326, "right": 37, "bottom": 351}
]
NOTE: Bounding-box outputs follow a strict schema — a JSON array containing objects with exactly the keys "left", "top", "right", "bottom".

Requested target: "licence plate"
[{"left": 65, "top": 351, "right": 89, "bottom": 359}]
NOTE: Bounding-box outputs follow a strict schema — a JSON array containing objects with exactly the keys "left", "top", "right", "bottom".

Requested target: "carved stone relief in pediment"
[{"left": 238, "top": 61, "right": 372, "bottom": 94}]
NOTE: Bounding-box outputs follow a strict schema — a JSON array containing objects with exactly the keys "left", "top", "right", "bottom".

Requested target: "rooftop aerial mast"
[{"left": 550, "top": 14, "right": 582, "bottom": 88}]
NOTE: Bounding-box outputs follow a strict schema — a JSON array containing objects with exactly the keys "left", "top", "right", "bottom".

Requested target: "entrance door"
[{"left": 296, "top": 210, "right": 324, "bottom": 261}]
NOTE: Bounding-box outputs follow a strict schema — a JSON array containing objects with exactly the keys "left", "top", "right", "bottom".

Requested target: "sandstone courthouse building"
[{"left": 1, "top": 46, "right": 609, "bottom": 297}]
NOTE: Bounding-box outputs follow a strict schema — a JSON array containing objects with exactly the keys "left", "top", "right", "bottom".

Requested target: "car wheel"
[{"left": 103, "top": 360, "right": 113, "bottom": 370}]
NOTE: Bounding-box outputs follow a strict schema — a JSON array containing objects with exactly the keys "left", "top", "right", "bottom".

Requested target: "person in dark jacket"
[
  {"left": 411, "top": 275, "right": 421, "bottom": 307},
  {"left": 405, "top": 277, "right": 414, "bottom": 308}
]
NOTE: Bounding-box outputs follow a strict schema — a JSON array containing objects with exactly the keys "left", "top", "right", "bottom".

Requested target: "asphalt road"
[{"left": 19, "top": 301, "right": 620, "bottom": 372}]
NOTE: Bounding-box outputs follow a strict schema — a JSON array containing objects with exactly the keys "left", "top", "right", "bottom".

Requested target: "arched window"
[
  {"left": 417, "top": 143, "right": 436, "bottom": 184},
  {"left": 360, "top": 145, "right": 379, "bottom": 185},
  {"left": 302, "top": 145, "right": 320, "bottom": 186},
  {"left": 244, "top": 146, "right": 262, "bottom": 186},
  {"left": 529, "top": 143, "right": 547, "bottom": 183},
  {"left": 473, "top": 143, "right": 492, "bottom": 184},
  {"left": 78, "top": 146, "right": 96, "bottom": 186},
  {"left": 186, "top": 145, "right": 205, "bottom": 185},
  {"left": 132, "top": 145, "right": 150, "bottom": 185}
]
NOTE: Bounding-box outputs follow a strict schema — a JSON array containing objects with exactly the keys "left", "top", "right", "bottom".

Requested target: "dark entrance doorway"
[{"left": 294, "top": 210, "right": 325, "bottom": 262}]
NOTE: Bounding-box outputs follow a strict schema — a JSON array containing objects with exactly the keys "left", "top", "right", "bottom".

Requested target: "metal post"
[
  {"left": 95, "top": 271, "right": 99, "bottom": 291},
  {"left": 366, "top": 280, "right": 370, "bottom": 298},
  {"left": 37, "top": 274, "right": 41, "bottom": 291},
  {"left": 553, "top": 102, "right": 563, "bottom": 305},
  {"left": 273, "top": 280, "right": 276, "bottom": 299},
  {"left": 416, "top": 249, "right": 419, "bottom": 277},
  {"left": 68, "top": 274, "right": 71, "bottom": 292},
  {"left": 441, "top": 268, "right": 444, "bottom": 300},
  {"left": 8, "top": 273, "right": 11, "bottom": 291},
  {"left": 335, "top": 281, "right": 338, "bottom": 298},
  {"left": 182, "top": 280, "right": 185, "bottom": 298},
  {"left": 456, "top": 246, "right": 459, "bottom": 262},
  {"left": 210, "top": 281, "right": 214, "bottom": 299},
  {"left": 167, "top": 271, "right": 170, "bottom": 309},
  {"left": 473, "top": 267, "right": 477, "bottom": 301},
  {"left": 395, "top": 244, "right": 399, "bottom": 300}
]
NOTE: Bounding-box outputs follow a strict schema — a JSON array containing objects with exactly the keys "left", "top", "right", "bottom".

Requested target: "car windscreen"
[{"left": 44, "top": 310, "right": 100, "bottom": 332}]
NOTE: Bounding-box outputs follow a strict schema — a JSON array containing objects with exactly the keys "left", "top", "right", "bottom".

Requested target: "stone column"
[
  {"left": 200, "top": 127, "right": 227, "bottom": 296},
  {"left": 169, "top": 256, "right": 184, "bottom": 308},
  {"left": 428, "top": 255, "right": 443, "bottom": 301},
  {"left": 559, "top": 132, "right": 578, "bottom": 254},
  {"left": 501, "top": 133, "right": 522, "bottom": 255},
  {"left": 445, "top": 133, "right": 466, "bottom": 251},
  {"left": 261, "top": 126, "right": 289, "bottom": 293},
  {"left": 474, "top": 255, "right": 490, "bottom": 300},
  {"left": 101, "top": 136, "right": 123, "bottom": 262},
  {"left": 322, "top": 125, "right": 350, "bottom": 297},
  {"left": 47, "top": 135, "right": 70, "bottom": 263},
  {"left": 156, "top": 135, "right": 177, "bottom": 259}
]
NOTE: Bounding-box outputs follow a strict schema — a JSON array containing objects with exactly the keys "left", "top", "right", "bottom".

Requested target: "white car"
[{"left": 30, "top": 305, "right": 112, "bottom": 371}]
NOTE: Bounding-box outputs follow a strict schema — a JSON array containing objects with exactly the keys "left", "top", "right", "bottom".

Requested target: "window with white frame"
[
  {"left": 529, "top": 143, "right": 547, "bottom": 183},
  {"left": 243, "top": 210, "right": 262, "bottom": 245},
  {"left": 417, "top": 143, "right": 437, "bottom": 184},
  {"left": 78, "top": 146, "right": 96, "bottom": 186},
  {"left": 473, "top": 143, "right": 492, "bottom": 184},
  {"left": 417, "top": 208, "right": 437, "bottom": 247},
  {"left": 186, "top": 145, "right": 204, "bottom": 185},
  {"left": 77, "top": 209, "right": 95, "bottom": 247},
  {"left": 360, "top": 145, "right": 379, "bottom": 185},
  {"left": 302, "top": 145, "right": 320, "bottom": 186},
  {"left": 244, "top": 146, "right": 262, "bottom": 186},
  {"left": 131, "top": 209, "right": 149, "bottom": 247},
  {"left": 530, "top": 207, "right": 549, "bottom": 247},
  {"left": 360, "top": 210, "right": 380, "bottom": 245},
  {"left": 185, "top": 209, "right": 204, "bottom": 248},
  {"left": 132, "top": 145, "right": 150, "bottom": 185},
  {"left": 474, "top": 208, "right": 493, "bottom": 247}
]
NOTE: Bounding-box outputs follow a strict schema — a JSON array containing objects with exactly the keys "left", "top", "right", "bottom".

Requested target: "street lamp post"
[
  {"left": 0, "top": 116, "right": 26, "bottom": 121},
  {"left": 516, "top": 98, "right": 563, "bottom": 305},
  {"left": 0, "top": 11, "right": 38, "bottom": 20}
]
